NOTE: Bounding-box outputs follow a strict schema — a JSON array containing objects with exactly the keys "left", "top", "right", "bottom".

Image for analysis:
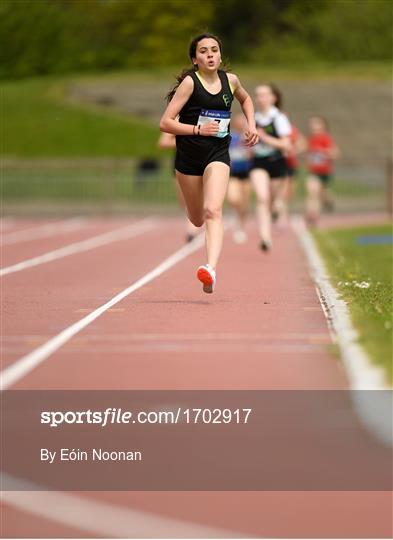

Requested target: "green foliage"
[
  {"left": 314, "top": 225, "right": 393, "bottom": 383},
  {"left": 0, "top": 0, "right": 214, "bottom": 78},
  {"left": 0, "top": 0, "right": 391, "bottom": 78},
  {"left": 281, "top": 0, "right": 393, "bottom": 62}
]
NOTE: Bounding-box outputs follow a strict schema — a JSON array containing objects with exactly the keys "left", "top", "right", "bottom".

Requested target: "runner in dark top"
[
  {"left": 160, "top": 34, "right": 258, "bottom": 293},
  {"left": 226, "top": 114, "right": 252, "bottom": 243}
]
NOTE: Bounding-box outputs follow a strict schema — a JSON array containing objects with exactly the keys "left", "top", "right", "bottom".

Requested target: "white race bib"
[
  {"left": 309, "top": 151, "right": 326, "bottom": 165},
  {"left": 197, "top": 109, "right": 231, "bottom": 138}
]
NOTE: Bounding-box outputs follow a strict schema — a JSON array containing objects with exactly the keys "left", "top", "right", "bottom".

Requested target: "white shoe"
[
  {"left": 233, "top": 229, "right": 248, "bottom": 244},
  {"left": 196, "top": 264, "right": 216, "bottom": 294}
]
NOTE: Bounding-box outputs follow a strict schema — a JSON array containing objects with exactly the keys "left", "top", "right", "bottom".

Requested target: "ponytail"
[{"left": 166, "top": 65, "right": 198, "bottom": 103}]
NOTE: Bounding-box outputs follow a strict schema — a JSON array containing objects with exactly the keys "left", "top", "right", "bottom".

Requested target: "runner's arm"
[
  {"left": 258, "top": 130, "right": 291, "bottom": 152},
  {"left": 158, "top": 132, "right": 176, "bottom": 149},
  {"left": 229, "top": 74, "right": 259, "bottom": 147},
  {"left": 160, "top": 77, "right": 219, "bottom": 137},
  {"left": 295, "top": 131, "right": 308, "bottom": 155},
  {"left": 327, "top": 141, "right": 341, "bottom": 160}
]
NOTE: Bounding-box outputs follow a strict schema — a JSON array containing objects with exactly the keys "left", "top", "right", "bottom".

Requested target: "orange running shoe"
[{"left": 196, "top": 264, "right": 216, "bottom": 294}]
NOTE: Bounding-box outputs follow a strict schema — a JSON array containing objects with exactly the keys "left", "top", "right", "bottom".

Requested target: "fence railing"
[
  {"left": 2, "top": 158, "right": 178, "bottom": 210},
  {"left": 1, "top": 158, "right": 389, "bottom": 214}
]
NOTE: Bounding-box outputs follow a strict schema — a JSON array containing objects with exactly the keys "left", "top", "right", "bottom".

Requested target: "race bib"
[
  {"left": 197, "top": 109, "right": 231, "bottom": 138},
  {"left": 309, "top": 151, "right": 327, "bottom": 165}
]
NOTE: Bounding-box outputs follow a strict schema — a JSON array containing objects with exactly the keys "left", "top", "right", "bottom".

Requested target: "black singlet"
[{"left": 175, "top": 70, "right": 234, "bottom": 176}]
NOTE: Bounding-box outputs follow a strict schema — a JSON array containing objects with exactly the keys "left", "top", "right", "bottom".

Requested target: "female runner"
[
  {"left": 160, "top": 34, "right": 258, "bottom": 293},
  {"left": 304, "top": 115, "right": 340, "bottom": 225},
  {"left": 226, "top": 113, "right": 252, "bottom": 243},
  {"left": 249, "top": 84, "right": 291, "bottom": 250}
]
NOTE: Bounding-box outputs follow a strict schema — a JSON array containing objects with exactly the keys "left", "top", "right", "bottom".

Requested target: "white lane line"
[
  {"left": 0, "top": 233, "right": 205, "bottom": 390},
  {"left": 291, "top": 215, "right": 391, "bottom": 446},
  {"left": 0, "top": 218, "right": 156, "bottom": 277},
  {"left": 1, "top": 332, "right": 330, "bottom": 341},
  {"left": 1, "top": 217, "right": 87, "bottom": 245},
  {"left": 1, "top": 474, "right": 238, "bottom": 538},
  {"left": 291, "top": 215, "right": 387, "bottom": 390}
]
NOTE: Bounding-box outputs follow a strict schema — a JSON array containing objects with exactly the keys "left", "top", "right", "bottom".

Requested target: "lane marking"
[
  {"left": 1, "top": 332, "right": 333, "bottom": 342},
  {"left": 291, "top": 215, "right": 387, "bottom": 389},
  {"left": 291, "top": 215, "right": 391, "bottom": 446},
  {"left": 0, "top": 218, "right": 156, "bottom": 277},
  {"left": 1, "top": 474, "right": 237, "bottom": 538},
  {"left": 75, "top": 307, "right": 126, "bottom": 313},
  {"left": 1, "top": 217, "right": 87, "bottom": 245},
  {"left": 0, "top": 233, "right": 206, "bottom": 390},
  {"left": 68, "top": 331, "right": 330, "bottom": 341},
  {"left": 20, "top": 344, "right": 323, "bottom": 354}
]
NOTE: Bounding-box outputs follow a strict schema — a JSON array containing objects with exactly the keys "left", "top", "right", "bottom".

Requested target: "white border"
[{"left": 291, "top": 216, "right": 391, "bottom": 446}]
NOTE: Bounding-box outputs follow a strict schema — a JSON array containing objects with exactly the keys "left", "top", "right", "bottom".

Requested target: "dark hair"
[
  {"left": 270, "top": 84, "right": 283, "bottom": 110},
  {"left": 166, "top": 33, "right": 225, "bottom": 102}
]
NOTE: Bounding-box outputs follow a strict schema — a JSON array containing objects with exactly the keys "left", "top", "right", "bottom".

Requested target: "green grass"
[
  {"left": 313, "top": 224, "right": 393, "bottom": 384},
  {"left": 1, "top": 68, "right": 387, "bottom": 205},
  {"left": 2, "top": 60, "right": 390, "bottom": 159},
  {"left": 2, "top": 78, "right": 159, "bottom": 158}
]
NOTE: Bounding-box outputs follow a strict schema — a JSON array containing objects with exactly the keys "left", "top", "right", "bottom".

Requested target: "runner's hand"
[
  {"left": 199, "top": 122, "right": 220, "bottom": 136},
  {"left": 257, "top": 127, "right": 268, "bottom": 141},
  {"left": 244, "top": 128, "right": 259, "bottom": 147}
]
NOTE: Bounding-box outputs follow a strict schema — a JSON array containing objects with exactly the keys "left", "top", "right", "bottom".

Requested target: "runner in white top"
[{"left": 250, "top": 84, "right": 291, "bottom": 251}]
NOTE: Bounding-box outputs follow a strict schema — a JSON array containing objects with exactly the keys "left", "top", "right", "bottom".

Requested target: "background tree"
[{"left": 0, "top": 0, "right": 391, "bottom": 79}]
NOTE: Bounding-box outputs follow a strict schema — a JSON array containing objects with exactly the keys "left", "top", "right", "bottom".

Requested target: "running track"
[{"left": 1, "top": 215, "right": 391, "bottom": 538}]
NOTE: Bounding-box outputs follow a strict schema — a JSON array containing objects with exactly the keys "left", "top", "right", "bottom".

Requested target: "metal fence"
[{"left": 1, "top": 158, "right": 390, "bottom": 215}]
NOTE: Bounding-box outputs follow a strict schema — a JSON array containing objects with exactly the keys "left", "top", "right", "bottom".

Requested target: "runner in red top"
[{"left": 305, "top": 115, "right": 340, "bottom": 226}]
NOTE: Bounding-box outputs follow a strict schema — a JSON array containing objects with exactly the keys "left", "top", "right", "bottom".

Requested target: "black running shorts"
[
  {"left": 230, "top": 168, "right": 250, "bottom": 181},
  {"left": 175, "top": 136, "right": 230, "bottom": 176},
  {"left": 251, "top": 156, "right": 287, "bottom": 179}
]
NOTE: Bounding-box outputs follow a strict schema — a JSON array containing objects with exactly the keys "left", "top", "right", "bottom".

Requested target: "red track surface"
[{"left": 1, "top": 215, "right": 391, "bottom": 538}]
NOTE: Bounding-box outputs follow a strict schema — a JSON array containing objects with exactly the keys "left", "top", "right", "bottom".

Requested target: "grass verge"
[
  {"left": 2, "top": 78, "right": 159, "bottom": 157},
  {"left": 313, "top": 224, "right": 393, "bottom": 384}
]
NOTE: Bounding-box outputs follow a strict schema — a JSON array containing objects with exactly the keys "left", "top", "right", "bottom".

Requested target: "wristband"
[
  {"left": 198, "top": 125, "right": 201, "bottom": 136},
  {"left": 192, "top": 125, "right": 196, "bottom": 135}
]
